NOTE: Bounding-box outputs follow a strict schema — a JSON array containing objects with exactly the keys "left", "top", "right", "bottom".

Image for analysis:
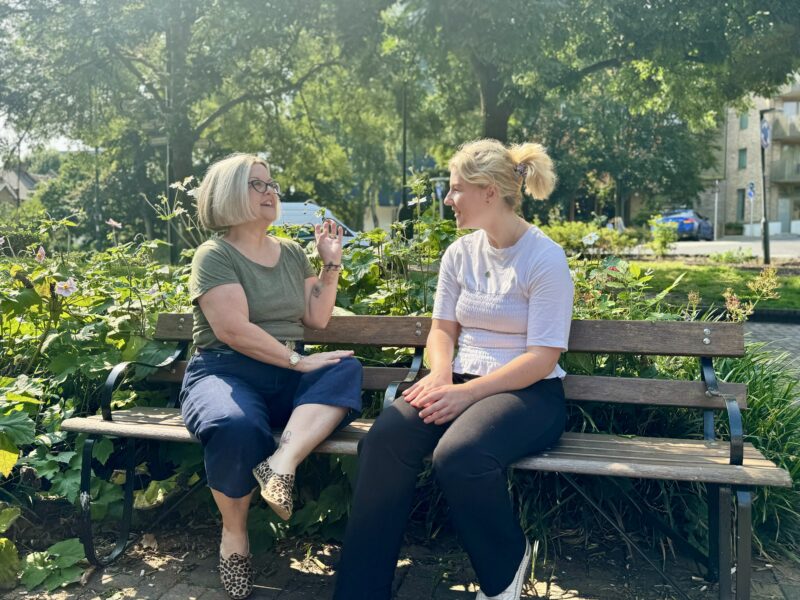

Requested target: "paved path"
[
  {"left": 9, "top": 521, "right": 800, "bottom": 600},
  {"left": 633, "top": 235, "right": 800, "bottom": 259},
  {"left": 745, "top": 322, "right": 800, "bottom": 360}
]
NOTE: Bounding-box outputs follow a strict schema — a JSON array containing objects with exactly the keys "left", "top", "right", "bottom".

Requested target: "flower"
[
  {"left": 581, "top": 231, "right": 599, "bottom": 246},
  {"left": 407, "top": 196, "right": 429, "bottom": 207},
  {"left": 54, "top": 277, "right": 77, "bottom": 297},
  {"left": 35, "top": 246, "right": 46, "bottom": 263},
  {"left": 608, "top": 265, "right": 619, "bottom": 272},
  {"left": 105, "top": 218, "right": 123, "bottom": 230},
  {"left": 0, "top": 236, "right": 5, "bottom": 246},
  {"left": 147, "top": 284, "right": 160, "bottom": 295}
]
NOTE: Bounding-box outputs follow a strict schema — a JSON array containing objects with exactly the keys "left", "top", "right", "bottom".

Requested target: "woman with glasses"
[
  {"left": 334, "top": 140, "right": 573, "bottom": 600},
  {"left": 180, "top": 153, "right": 362, "bottom": 599}
]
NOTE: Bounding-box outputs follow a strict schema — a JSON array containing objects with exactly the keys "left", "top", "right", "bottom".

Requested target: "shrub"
[
  {"left": 647, "top": 214, "right": 678, "bottom": 257},
  {"left": 540, "top": 220, "right": 636, "bottom": 256},
  {"left": 709, "top": 247, "right": 757, "bottom": 264}
]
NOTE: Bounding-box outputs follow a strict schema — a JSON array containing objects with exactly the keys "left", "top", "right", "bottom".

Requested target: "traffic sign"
[{"left": 760, "top": 118, "right": 771, "bottom": 148}]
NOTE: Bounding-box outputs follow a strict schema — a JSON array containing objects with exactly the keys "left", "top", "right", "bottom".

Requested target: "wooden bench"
[{"left": 62, "top": 314, "right": 792, "bottom": 600}]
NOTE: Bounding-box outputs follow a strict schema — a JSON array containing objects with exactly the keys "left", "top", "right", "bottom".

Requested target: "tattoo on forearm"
[{"left": 311, "top": 283, "right": 323, "bottom": 298}]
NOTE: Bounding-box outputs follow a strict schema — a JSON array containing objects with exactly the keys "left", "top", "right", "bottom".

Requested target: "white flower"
[
  {"left": 106, "top": 218, "right": 123, "bottom": 230},
  {"left": 54, "top": 277, "right": 77, "bottom": 297},
  {"left": 147, "top": 284, "right": 160, "bottom": 296},
  {"left": 0, "top": 236, "right": 5, "bottom": 246},
  {"left": 407, "top": 196, "right": 429, "bottom": 207},
  {"left": 35, "top": 246, "right": 46, "bottom": 263},
  {"left": 581, "top": 231, "right": 600, "bottom": 246}
]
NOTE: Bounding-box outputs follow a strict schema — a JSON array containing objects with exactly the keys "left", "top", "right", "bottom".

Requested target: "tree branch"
[
  {"left": 104, "top": 42, "right": 167, "bottom": 114},
  {"left": 193, "top": 58, "right": 339, "bottom": 137}
]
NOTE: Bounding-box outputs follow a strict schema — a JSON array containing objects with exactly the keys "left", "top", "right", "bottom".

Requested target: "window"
[
  {"left": 738, "top": 148, "right": 747, "bottom": 170},
  {"left": 783, "top": 102, "right": 799, "bottom": 118},
  {"left": 739, "top": 113, "right": 749, "bottom": 129},
  {"left": 737, "top": 189, "right": 746, "bottom": 221}
]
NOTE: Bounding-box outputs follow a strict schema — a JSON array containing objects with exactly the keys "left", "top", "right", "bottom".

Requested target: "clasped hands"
[{"left": 401, "top": 372, "right": 478, "bottom": 425}]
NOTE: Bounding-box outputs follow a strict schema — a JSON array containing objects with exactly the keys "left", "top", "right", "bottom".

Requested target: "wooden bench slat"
[
  {"left": 148, "top": 364, "right": 748, "bottom": 410},
  {"left": 154, "top": 315, "right": 745, "bottom": 357},
  {"left": 62, "top": 411, "right": 790, "bottom": 488}
]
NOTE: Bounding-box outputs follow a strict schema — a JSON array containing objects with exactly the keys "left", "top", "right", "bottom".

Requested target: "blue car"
[{"left": 657, "top": 209, "right": 714, "bottom": 241}]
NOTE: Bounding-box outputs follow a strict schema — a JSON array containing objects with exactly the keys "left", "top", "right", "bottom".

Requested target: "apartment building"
[{"left": 697, "top": 78, "right": 800, "bottom": 237}]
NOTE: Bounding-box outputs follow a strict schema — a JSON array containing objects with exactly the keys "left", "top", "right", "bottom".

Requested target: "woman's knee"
[
  {"left": 212, "top": 412, "right": 275, "bottom": 455},
  {"left": 432, "top": 438, "right": 496, "bottom": 488},
  {"left": 357, "top": 402, "right": 421, "bottom": 459}
]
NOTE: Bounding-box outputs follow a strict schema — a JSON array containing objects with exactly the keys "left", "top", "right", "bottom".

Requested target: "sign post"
[{"left": 759, "top": 108, "right": 776, "bottom": 264}]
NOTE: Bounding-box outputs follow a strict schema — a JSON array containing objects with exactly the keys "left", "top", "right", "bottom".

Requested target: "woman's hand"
[
  {"left": 315, "top": 220, "right": 343, "bottom": 265},
  {"left": 296, "top": 350, "right": 354, "bottom": 373},
  {"left": 416, "top": 385, "right": 477, "bottom": 425},
  {"left": 402, "top": 371, "right": 453, "bottom": 408}
]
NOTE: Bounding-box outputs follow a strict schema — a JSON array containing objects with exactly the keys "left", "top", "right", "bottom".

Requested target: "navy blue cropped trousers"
[{"left": 180, "top": 348, "right": 362, "bottom": 498}]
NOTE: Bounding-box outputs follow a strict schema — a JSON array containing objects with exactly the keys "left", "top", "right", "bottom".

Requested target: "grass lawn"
[{"left": 631, "top": 261, "right": 800, "bottom": 310}]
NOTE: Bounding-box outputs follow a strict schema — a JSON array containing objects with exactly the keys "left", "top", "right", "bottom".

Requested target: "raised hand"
[{"left": 315, "top": 219, "right": 343, "bottom": 265}]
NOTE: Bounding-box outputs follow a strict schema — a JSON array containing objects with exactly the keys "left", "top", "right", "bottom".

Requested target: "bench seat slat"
[{"left": 61, "top": 410, "right": 790, "bottom": 488}]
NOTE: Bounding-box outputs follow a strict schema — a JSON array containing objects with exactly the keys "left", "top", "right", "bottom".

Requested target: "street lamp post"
[{"left": 759, "top": 107, "right": 776, "bottom": 265}]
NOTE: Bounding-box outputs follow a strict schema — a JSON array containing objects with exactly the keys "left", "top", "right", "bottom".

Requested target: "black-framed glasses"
[{"left": 248, "top": 179, "right": 281, "bottom": 195}]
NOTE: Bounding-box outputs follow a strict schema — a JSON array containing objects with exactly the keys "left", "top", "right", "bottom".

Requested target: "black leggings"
[{"left": 333, "top": 376, "right": 566, "bottom": 599}]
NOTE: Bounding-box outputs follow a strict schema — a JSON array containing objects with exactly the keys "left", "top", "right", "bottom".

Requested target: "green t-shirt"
[{"left": 189, "top": 237, "right": 316, "bottom": 348}]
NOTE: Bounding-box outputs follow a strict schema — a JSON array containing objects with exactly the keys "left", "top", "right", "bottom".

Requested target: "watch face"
[{"left": 290, "top": 352, "right": 300, "bottom": 366}]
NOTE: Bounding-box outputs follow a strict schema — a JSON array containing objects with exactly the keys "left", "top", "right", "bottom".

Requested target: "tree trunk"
[{"left": 470, "top": 54, "right": 513, "bottom": 143}]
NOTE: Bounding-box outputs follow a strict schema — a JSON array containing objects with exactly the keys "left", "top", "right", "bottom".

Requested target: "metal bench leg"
[
  {"left": 716, "top": 486, "right": 733, "bottom": 600},
  {"left": 735, "top": 490, "right": 752, "bottom": 600},
  {"left": 79, "top": 436, "right": 136, "bottom": 566}
]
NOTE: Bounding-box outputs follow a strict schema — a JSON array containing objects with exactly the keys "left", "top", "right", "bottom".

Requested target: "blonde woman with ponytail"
[{"left": 335, "top": 139, "right": 574, "bottom": 600}]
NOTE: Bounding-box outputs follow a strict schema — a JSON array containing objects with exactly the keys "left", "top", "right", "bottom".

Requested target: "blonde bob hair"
[
  {"left": 448, "top": 139, "right": 556, "bottom": 209},
  {"left": 196, "top": 153, "right": 274, "bottom": 231}
]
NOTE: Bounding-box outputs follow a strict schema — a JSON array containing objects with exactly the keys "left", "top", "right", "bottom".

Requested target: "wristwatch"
[{"left": 288, "top": 351, "right": 302, "bottom": 368}]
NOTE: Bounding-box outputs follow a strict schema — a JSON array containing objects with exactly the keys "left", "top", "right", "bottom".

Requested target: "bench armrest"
[
  {"left": 700, "top": 356, "right": 744, "bottom": 466},
  {"left": 382, "top": 348, "right": 425, "bottom": 409},
  {"left": 100, "top": 343, "right": 187, "bottom": 421}
]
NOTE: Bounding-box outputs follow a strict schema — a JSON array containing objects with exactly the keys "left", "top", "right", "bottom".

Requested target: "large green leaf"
[
  {"left": 0, "top": 507, "right": 21, "bottom": 534},
  {"left": 20, "top": 552, "right": 50, "bottom": 589},
  {"left": 0, "top": 538, "right": 20, "bottom": 590},
  {"left": 0, "top": 411, "right": 36, "bottom": 446},
  {"left": 0, "top": 435, "right": 19, "bottom": 478},
  {"left": 47, "top": 538, "right": 85, "bottom": 569}
]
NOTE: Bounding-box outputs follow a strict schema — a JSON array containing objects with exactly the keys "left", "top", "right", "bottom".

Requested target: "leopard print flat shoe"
[
  {"left": 252, "top": 460, "right": 295, "bottom": 520},
  {"left": 219, "top": 552, "right": 253, "bottom": 599}
]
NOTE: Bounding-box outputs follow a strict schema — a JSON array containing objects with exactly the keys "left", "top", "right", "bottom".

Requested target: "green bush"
[
  {"left": 540, "top": 220, "right": 636, "bottom": 256},
  {"left": 647, "top": 214, "right": 678, "bottom": 257},
  {"left": 709, "top": 247, "right": 757, "bottom": 264}
]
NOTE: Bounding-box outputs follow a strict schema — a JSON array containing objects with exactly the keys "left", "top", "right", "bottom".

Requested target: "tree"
[{"left": 391, "top": 0, "right": 800, "bottom": 142}]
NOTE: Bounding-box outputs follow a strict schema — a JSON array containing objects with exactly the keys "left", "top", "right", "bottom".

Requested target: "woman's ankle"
[
  {"left": 220, "top": 527, "right": 249, "bottom": 558},
  {"left": 267, "top": 453, "right": 298, "bottom": 475}
]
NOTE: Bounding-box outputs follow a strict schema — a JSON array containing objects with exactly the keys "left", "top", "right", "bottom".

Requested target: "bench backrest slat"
[
  {"left": 149, "top": 364, "right": 747, "bottom": 410},
  {"left": 155, "top": 314, "right": 745, "bottom": 358}
]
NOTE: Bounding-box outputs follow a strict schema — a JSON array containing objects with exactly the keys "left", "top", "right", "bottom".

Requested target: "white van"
[{"left": 272, "top": 202, "right": 360, "bottom": 245}]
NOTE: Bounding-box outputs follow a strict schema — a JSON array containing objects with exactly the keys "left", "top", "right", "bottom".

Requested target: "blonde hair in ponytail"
[{"left": 449, "top": 139, "right": 556, "bottom": 209}]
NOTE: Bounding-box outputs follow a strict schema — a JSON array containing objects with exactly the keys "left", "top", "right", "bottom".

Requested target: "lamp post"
[{"left": 759, "top": 107, "right": 776, "bottom": 264}]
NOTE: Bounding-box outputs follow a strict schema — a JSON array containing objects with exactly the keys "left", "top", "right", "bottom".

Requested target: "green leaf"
[
  {"left": 43, "top": 564, "right": 83, "bottom": 592},
  {"left": 47, "top": 538, "right": 85, "bottom": 569},
  {"left": 92, "top": 438, "right": 114, "bottom": 465},
  {"left": 0, "top": 434, "right": 19, "bottom": 478},
  {"left": 0, "top": 411, "right": 36, "bottom": 446},
  {"left": 134, "top": 475, "right": 179, "bottom": 510},
  {"left": 0, "top": 507, "right": 22, "bottom": 534},
  {"left": 48, "top": 468, "right": 81, "bottom": 503},
  {"left": 0, "top": 538, "right": 20, "bottom": 590},
  {"left": 21, "top": 551, "right": 50, "bottom": 589}
]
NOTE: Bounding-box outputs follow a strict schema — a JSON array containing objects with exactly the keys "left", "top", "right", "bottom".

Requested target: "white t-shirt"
[{"left": 432, "top": 226, "right": 574, "bottom": 379}]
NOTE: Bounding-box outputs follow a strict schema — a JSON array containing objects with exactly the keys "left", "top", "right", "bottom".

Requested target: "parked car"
[
  {"left": 272, "top": 202, "right": 361, "bottom": 245},
  {"left": 657, "top": 209, "right": 714, "bottom": 241}
]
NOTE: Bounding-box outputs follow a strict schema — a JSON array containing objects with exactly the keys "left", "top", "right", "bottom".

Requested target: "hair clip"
[{"left": 514, "top": 163, "right": 528, "bottom": 178}]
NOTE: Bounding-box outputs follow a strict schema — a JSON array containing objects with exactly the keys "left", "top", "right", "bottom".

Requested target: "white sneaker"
[{"left": 475, "top": 538, "right": 532, "bottom": 599}]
